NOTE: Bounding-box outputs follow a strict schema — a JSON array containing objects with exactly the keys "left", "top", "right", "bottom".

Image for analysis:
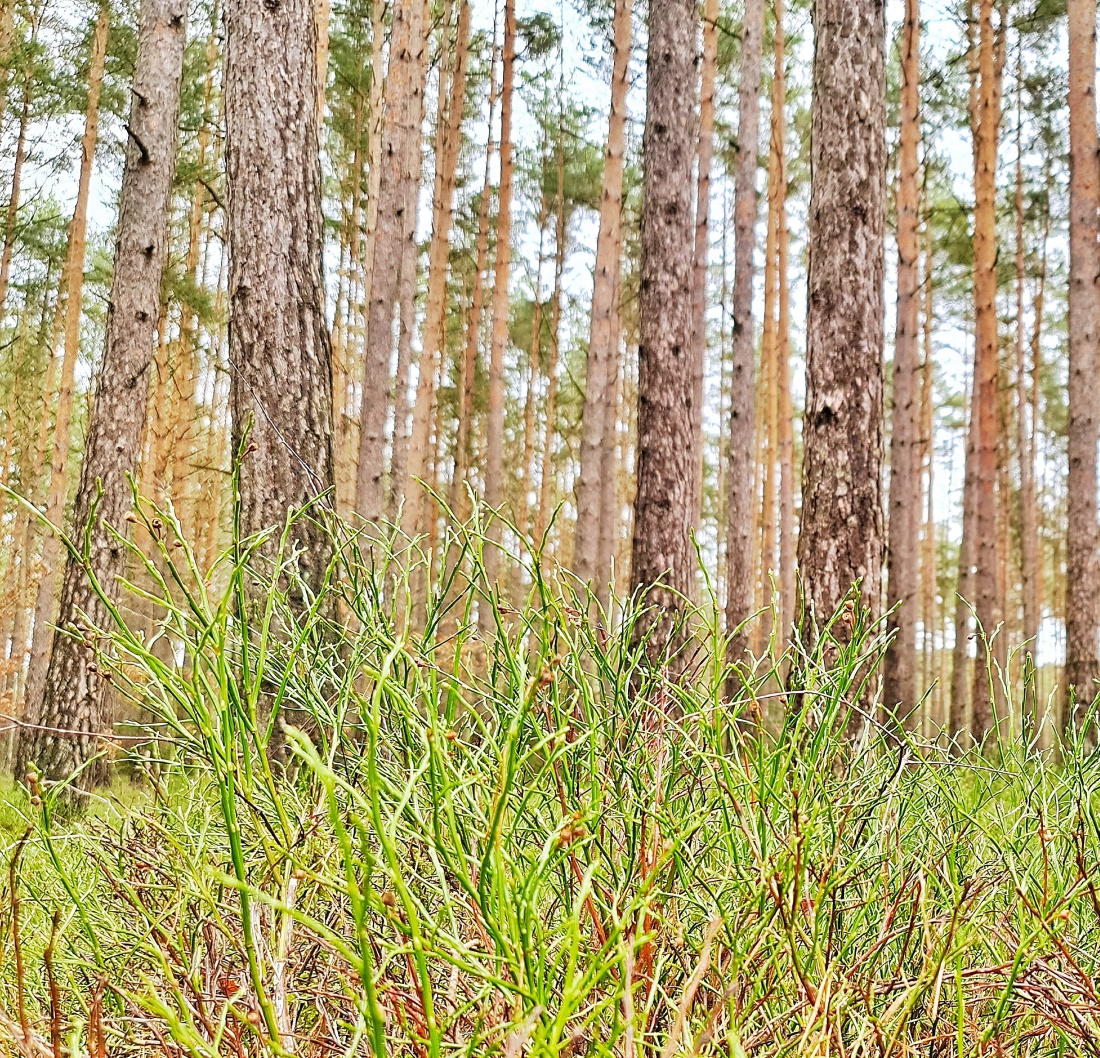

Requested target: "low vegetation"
[{"left": 2, "top": 506, "right": 1100, "bottom": 1057}]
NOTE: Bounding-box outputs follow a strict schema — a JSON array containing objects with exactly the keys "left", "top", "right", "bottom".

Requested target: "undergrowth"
[{"left": 2, "top": 495, "right": 1100, "bottom": 1056}]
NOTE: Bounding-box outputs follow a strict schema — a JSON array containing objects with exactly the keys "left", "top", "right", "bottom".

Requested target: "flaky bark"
[
  {"left": 23, "top": 4, "right": 111, "bottom": 718},
  {"left": 573, "top": 0, "right": 632, "bottom": 589},
  {"left": 798, "top": 0, "right": 886, "bottom": 662},
  {"left": 481, "top": 0, "right": 516, "bottom": 616},
  {"left": 950, "top": 368, "right": 978, "bottom": 741},
  {"left": 0, "top": 34, "right": 33, "bottom": 326},
  {"left": 15, "top": 0, "right": 185, "bottom": 784},
  {"left": 884, "top": 0, "right": 921, "bottom": 727},
  {"left": 723, "top": 0, "right": 764, "bottom": 661},
  {"left": 1064, "top": 0, "right": 1100, "bottom": 721},
  {"left": 356, "top": 0, "right": 426, "bottom": 524},
  {"left": 629, "top": 0, "right": 698, "bottom": 654},
  {"left": 225, "top": 0, "right": 334, "bottom": 591}
]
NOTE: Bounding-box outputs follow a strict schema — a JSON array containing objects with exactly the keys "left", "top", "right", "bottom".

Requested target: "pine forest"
[{"left": 2, "top": 0, "right": 1100, "bottom": 1051}]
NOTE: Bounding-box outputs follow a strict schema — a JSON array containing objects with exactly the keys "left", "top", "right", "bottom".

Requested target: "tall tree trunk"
[
  {"left": 386, "top": 24, "right": 430, "bottom": 526},
  {"left": 335, "top": 93, "right": 365, "bottom": 515},
  {"left": 15, "top": 0, "right": 185, "bottom": 785},
  {"left": 920, "top": 222, "right": 937, "bottom": 723},
  {"left": 574, "top": 0, "right": 632, "bottom": 589},
  {"left": 798, "top": 0, "right": 886, "bottom": 674},
  {"left": 0, "top": 38, "right": 34, "bottom": 327},
  {"left": 405, "top": 0, "right": 471, "bottom": 550},
  {"left": 480, "top": 0, "right": 516, "bottom": 620},
  {"left": 723, "top": 0, "right": 764, "bottom": 664},
  {"left": 967, "top": 0, "right": 1007, "bottom": 743},
  {"left": 450, "top": 39, "right": 498, "bottom": 523},
  {"left": 225, "top": 0, "right": 334, "bottom": 593},
  {"left": 756, "top": 132, "right": 779, "bottom": 654},
  {"left": 172, "top": 6, "right": 219, "bottom": 543},
  {"left": 1064, "top": 0, "right": 1100, "bottom": 723},
  {"left": 950, "top": 367, "right": 978, "bottom": 741},
  {"left": 629, "top": 0, "right": 698, "bottom": 655},
  {"left": 356, "top": 0, "right": 426, "bottom": 524},
  {"left": 537, "top": 122, "right": 567, "bottom": 540},
  {"left": 774, "top": 0, "right": 795, "bottom": 643},
  {"left": 1015, "top": 57, "right": 1038, "bottom": 703},
  {"left": 689, "top": 0, "right": 718, "bottom": 530},
  {"left": 595, "top": 253, "right": 623, "bottom": 613},
  {"left": 522, "top": 215, "right": 548, "bottom": 524},
  {"left": 23, "top": 5, "right": 111, "bottom": 717},
  {"left": 884, "top": 0, "right": 921, "bottom": 727}
]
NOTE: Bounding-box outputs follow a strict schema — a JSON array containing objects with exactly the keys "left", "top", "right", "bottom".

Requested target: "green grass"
[{"left": 3, "top": 496, "right": 1100, "bottom": 1056}]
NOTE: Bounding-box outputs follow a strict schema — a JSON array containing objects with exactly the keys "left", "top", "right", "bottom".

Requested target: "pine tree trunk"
[
  {"left": 629, "top": 0, "right": 698, "bottom": 655},
  {"left": 774, "top": 0, "right": 795, "bottom": 643},
  {"left": 481, "top": 0, "right": 516, "bottom": 620},
  {"left": 537, "top": 128, "right": 567, "bottom": 540},
  {"left": 689, "top": 0, "right": 718, "bottom": 530},
  {"left": 523, "top": 216, "right": 548, "bottom": 525},
  {"left": 225, "top": 0, "right": 334, "bottom": 593},
  {"left": 595, "top": 252, "right": 624, "bottom": 614},
  {"left": 755, "top": 133, "right": 779, "bottom": 655},
  {"left": 967, "top": 0, "right": 1006, "bottom": 743},
  {"left": 386, "top": 32, "right": 430, "bottom": 526},
  {"left": 573, "top": 0, "right": 632, "bottom": 589},
  {"left": 723, "top": 0, "right": 764, "bottom": 664},
  {"left": 23, "top": 5, "right": 111, "bottom": 718},
  {"left": 884, "top": 0, "right": 921, "bottom": 728},
  {"left": 0, "top": 53, "right": 33, "bottom": 326},
  {"left": 404, "top": 0, "right": 470, "bottom": 547},
  {"left": 1015, "top": 67, "right": 1039, "bottom": 694},
  {"left": 450, "top": 44, "right": 498, "bottom": 523},
  {"left": 172, "top": 8, "right": 218, "bottom": 544},
  {"left": 1064, "top": 0, "right": 1100, "bottom": 721},
  {"left": 356, "top": 0, "right": 426, "bottom": 524},
  {"left": 15, "top": 0, "right": 186, "bottom": 785},
  {"left": 950, "top": 368, "right": 978, "bottom": 741},
  {"left": 798, "top": 0, "right": 886, "bottom": 669},
  {"left": 920, "top": 223, "right": 937, "bottom": 724}
]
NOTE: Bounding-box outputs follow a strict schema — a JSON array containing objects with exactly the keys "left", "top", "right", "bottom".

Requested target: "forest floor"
[{"left": 1, "top": 512, "right": 1099, "bottom": 1057}]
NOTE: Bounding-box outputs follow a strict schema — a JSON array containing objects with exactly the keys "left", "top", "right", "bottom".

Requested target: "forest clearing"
[{"left": 1, "top": 0, "right": 1100, "bottom": 1049}]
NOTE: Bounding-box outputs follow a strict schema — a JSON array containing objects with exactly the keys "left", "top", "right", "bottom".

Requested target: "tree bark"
[
  {"left": 449, "top": 37, "right": 498, "bottom": 523},
  {"left": 967, "top": 0, "right": 1007, "bottom": 743},
  {"left": 774, "top": 0, "right": 794, "bottom": 644},
  {"left": 884, "top": 0, "right": 921, "bottom": 728},
  {"left": 689, "top": 0, "right": 718, "bottom": 530},
  {"left": 595, "top": 254, "right": 623, "bottom": 613},
  {"left": 225, "top": 0, "right": 334, "bottom": 593},
  {"left": 15, "top": 0, "right": 186, "bottom": 785},
  {"left": 573, "top": 0, "right": 632, "bottom": 589},
  {"left": 404, "top": 0, "right": 471, "bottom": 546},
  {"left": 480, "top": 0, "right": 516, "bottom": 620},
  {"left": 629, "top": 0, "right": 698, "bottom": 656},
  {"left": 0, "top": 37, "right": 34, "bottom": 327},
  {"left": 23, "top": 4, "right": 111, "bottom": 719},
  {"left": 798, "top": 0, "right": 886, "bottom": 663},
  {"left": 723, "top": 0, "right": 764, "bottom": 663},
  {"left": 356, "top": 0, "right": 426, "bottom": 524},
  {"left": 1064, "top": 0, "right": 1100, "bottom": 722}
]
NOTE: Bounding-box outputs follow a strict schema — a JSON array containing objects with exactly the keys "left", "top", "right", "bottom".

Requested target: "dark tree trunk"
[
  {"left": 15, "top": 0, "right": 186, "bottom": 785},
  {"left": 628, "top": 0, "right": 698, "bottom": 656},
  {"left": 225, "top": 0, "right": 335, "bottom": 594},
  {"left": 798, "top": 0, "right": 886, "bottom": 682}
]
